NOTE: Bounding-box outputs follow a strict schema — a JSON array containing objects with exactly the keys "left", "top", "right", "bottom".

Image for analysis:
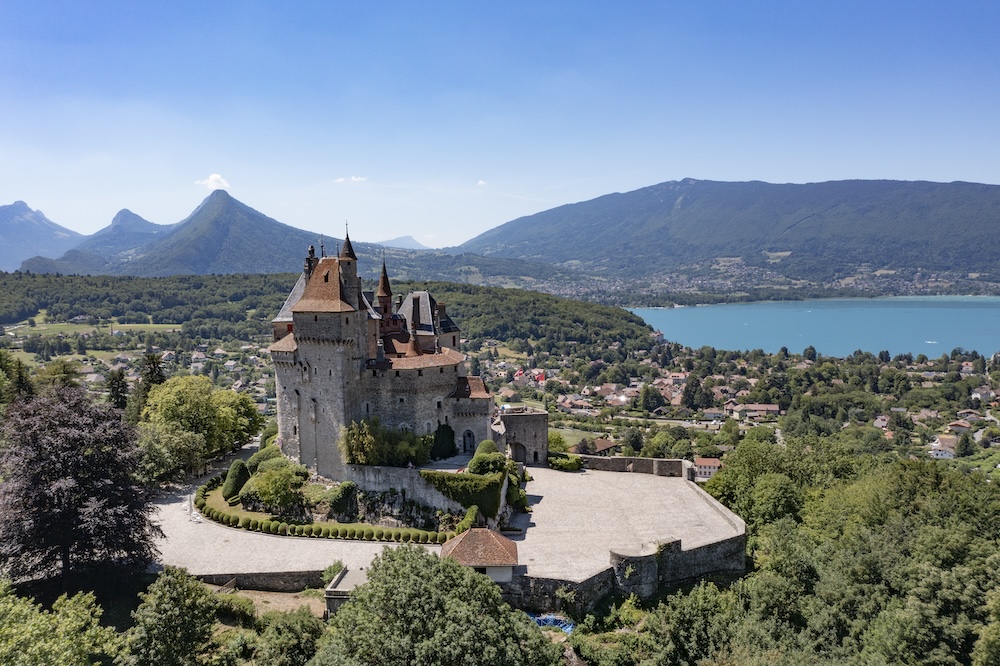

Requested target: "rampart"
[
  {"left": 576, "top": 454, "right": 694, "bottom": 480},
  {"left": 345, "top": 465, "right": 465, "bottom": 514}
]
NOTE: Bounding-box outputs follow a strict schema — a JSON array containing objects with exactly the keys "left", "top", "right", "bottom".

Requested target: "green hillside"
[{"left": 458, "top": 178, "right": 1000, "bottom": 281}]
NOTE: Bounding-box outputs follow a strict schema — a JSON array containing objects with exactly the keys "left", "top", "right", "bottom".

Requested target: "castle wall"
[
  {"left": 345, "top": 465, "right": 465, "bottom": 514},
  {"left": 496, "top": 407, "right": 549, "bottom": 466}
]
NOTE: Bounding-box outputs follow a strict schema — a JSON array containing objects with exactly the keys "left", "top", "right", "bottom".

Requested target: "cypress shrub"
[
  {"left": 222, "top": 459, "right": 251, "bottom": 500},
  {"left": 475, "top": 439, "right": 499, "bottom": 455},
  {"left": 468, "top": 451, "right": 508, "bottom": 475},
  {"left": 363, "top": 527, "right": 375, "bottom": 540}
]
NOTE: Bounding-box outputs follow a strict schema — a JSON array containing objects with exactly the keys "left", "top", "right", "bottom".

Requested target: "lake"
[{"left": 631, "top": 296, "right": 1000, "bottom": 358}]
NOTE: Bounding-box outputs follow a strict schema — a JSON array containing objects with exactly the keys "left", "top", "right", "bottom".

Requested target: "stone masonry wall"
[
  {"left": 345, "top": 465, "right": 465, "bottom": 514},
  {"left": 578, "top": 455, "right": 694, "bottom": 479}
]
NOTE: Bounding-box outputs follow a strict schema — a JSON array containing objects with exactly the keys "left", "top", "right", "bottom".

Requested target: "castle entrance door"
[
  {"left": 511, "top": 442, "right": 526, "bottom": 463},
  {"left": 462, "top": 430, "right": 475, "bottom": 453}
]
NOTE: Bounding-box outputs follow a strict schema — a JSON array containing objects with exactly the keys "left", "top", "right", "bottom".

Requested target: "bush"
[
  {"left": 364, "top": 527, "right": 375, "bottom": 540},
  {"left": 437, "top": 532, "right": 448, "bottom": 544},
  {"left": 475, "top": 439, "right": 499, "bottom": 456},
  {"left": 401, "top": 531, "right": 411, "bottom": 543},
  {"left": 507, "top": 479, "right": 529, "bottom": 512},
  {"left": 320, "top": 526, "right": 330, "bottom": 537},
  {"left": 468, "top": 451, "right": 508, "bottom": 475},
  {"left": 260, "top": 520, "right": 271, "bottom": 532},
  {"left": 321, "top": 560, "right": 345, "bottom": 586},
  {"left": 431, "top": 423, "right": 458, "bottom": 460},
  {"left": 548, "top": 454, "right": 582, "bottom": 472},
  {"left": 226, "top": 495, "right": 241, "bottom": 507},
  {"left": 418, "top": 531, "right": 428, "bottom": 544},
  {"left": 214, "top": 594, "right": 258, "bottom": 628},
  {"left": 373, "top": 527, "right": 384, "bottom": 540},
  {"left": 249, "top": 519, "right": 259, "bottom": 530},
  {"left": 229, "top": 514, "right": 239, "bottom": 527},
  {"left": 278, "top": 522, "right": 289, "bottom": 535},
  {"left": 239, "top": 517, "right": 251, "bottom": 529},
  {"left": 328, "top": 481, "right": 357, "bottom": 515},
  {"left": 222, "top": 459, "right": 251, "bottom": 500},
  {"left": 419, "top": 470, "right": 504, "bottom": 517},
  {"left": 347, "top": 527, "right": 357, "bottom": 539},
  {"left": 270, "top": 522, "right": 279, "bottom": 535},
  {"left": 247, "top": 445, "right": 283, "bottom": 474}
]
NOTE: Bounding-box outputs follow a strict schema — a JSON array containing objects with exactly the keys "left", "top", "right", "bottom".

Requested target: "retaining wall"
[
  {"left": 577, "top": 455, "right": 694, "bottom": 480},
  {"left": 198, "top": 570, "right": 324, "bottom": 592},
  {"left": 346, "top": 465, "right": 465, "bottom": 514}
]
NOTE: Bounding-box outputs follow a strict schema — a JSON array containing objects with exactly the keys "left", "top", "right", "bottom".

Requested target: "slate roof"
[
  {"left": 441, "top": 528, "right": 518, "bottom": 567},
  {"left": 273, "top": 273, "right": 307, "bottom": 323}
]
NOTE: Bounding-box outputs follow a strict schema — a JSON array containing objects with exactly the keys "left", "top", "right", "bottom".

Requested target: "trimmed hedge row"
[
  {"left": 195, "top": 482, "right": 450, "bottom": 543},
  {"left": 548, "top": 452, "right": 583, "bottom": 472},
  {"left": 455, "top": 506, "right": 479, "bottom": 534},
  {"left": 418, "top": 470, "right": 504, "bottom": 518}
]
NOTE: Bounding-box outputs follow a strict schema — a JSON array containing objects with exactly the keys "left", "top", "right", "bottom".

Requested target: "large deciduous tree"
[
  {"left": 311, "top": 544, "right": 562, "bottom": 666},
  {"left": 0, "top": 388, "right": 160, "bottom": 580}
]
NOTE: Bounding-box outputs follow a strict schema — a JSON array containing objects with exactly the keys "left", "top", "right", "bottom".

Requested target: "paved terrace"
[
  {"left": 509, "top": 466, "right": 744, "bottom": 582},
  {"left": 156, "top": 454, "right": 742, "bottom": 583}
]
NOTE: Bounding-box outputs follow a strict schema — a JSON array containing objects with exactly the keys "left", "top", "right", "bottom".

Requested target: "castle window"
[
  {"left": 293, "top": 426, "right": 297, "bottom": 435},
  {"left": 345, "top": 317, "right": 349, "bottom": 325},
  {"left": 324, "top": 273, "right": 329, "bottom": 283},
  {"left": 440, "top": 367, "right": 444, "bottom": 373},
  {"left": 395, "top": 371, "right": 400, "bottom": 377},
  {"left": 372, "top": 370, "right": 377, "bottom": 377},
  {"left": 437, "top": 401, "right": 442, "bottom": 409},
  {"left": 314, "top": 315, "right": 318, "bottom": 322},
  {"left": 418, "top": 369, "right": 423, "bottom": 376},
  {"left": 399, "top": 397, "right": 405, "bottom": 404}
]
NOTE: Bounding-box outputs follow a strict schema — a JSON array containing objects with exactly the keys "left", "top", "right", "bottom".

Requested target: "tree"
[
  {"left": 143, "top": 375, "right": 262, "bottom": 457},
  {"left": 135, "top": 422, "right": 206, "bottom": 485},
  {"left": 311, "top": 544, "right": 562, "bottom": 666},
  {"left": 120, "top": 566, "right": 216, "bottom": 666},
  {"left": 125, "top": 353, "right": 167, "bottom": 424},
  {"left": 107, "top": 367, "right": 129, "bottom": 410},
  {"left": 34, "top": 358, "right": 80, "bottom": 388},
  {"left": 638, "top": 384, "right": 665, "bottom": 412},
  {"left": 0, "top": 579, "right": 121, "bottom": 665},
  {"left": 956, "top": 430, "right": 976, "bottom": 457},
  {"left": 253, "top": 607, "right": 326, "bottom": 666},
  {"left": 0, "top": 388, "right": 160, "bottom": 580}
]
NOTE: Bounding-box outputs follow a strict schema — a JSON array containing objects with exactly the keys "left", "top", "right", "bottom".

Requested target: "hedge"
[
  {"left": 455, "top": 506, "right": 479, "bottom": 534},
  {"left": 256, "top": 456, "right": 291, "bottom": 474},
  {"left": 419, "top": 470, "right": 504, "bottom": 517},
  {"left": 548, "top": 454, "right": 582, "bottom": 472},
  {"left": 328, "top": 481, "right": 357, "bottom": 514},
  {"left": 475, "top": 439, "right": 498, "bottom": 455},
  {"left": 247, "top": 445, "right": 283, "bottom": 474}
]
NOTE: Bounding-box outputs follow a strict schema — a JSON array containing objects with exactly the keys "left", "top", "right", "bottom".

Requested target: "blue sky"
[{"left": 2, "top": 1, "right": 998, "bottom": 247}]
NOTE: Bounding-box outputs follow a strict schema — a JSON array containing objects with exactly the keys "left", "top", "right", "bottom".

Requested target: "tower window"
[
  {"left": 440, "top": 367, "right": 444, "bottom": 373},
  {"left": 372, "top": 370, "right": 377, "bottom": 377},
  {"left": 314, "top": 315, "right": 318, "bottom": 322},
  {"left": 437, "top": 401, "right": 442, "bottom": 409},
  {"left": 399, "top": 397, "right": 405, "bottom": 404},
  {"left": 418, "top": 369, "right": 423, "bottom": 376},
  {"left": 395, "top": 371, "right": 400, "bottom": 377}
]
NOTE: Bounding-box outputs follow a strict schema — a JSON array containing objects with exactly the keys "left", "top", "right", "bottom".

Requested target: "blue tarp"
[{"left": 528, "top": 613, "right": 575, "bottom": 634}]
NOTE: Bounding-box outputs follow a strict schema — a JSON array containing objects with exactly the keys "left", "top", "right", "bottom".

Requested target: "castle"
[{"left": 268, "top": 239, "right": 496, "bottom": 480}]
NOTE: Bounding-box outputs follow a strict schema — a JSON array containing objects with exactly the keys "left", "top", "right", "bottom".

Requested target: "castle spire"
[
  {"left": 377, "top": 259, "right": 392, "bottom": 298},
  {"left": 340, "top": 223, "right": 357, "bottom": 260}
]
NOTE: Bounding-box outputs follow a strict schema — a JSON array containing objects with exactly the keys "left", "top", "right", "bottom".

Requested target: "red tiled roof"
[
  {"left": 268, "top": 333, "right": 298, "bottom": 353},
  {"left": 291, "top": 258, "right": 356, "bottom": 313},
  {"left": 389, "top": 347, "right": 465, "bottom": 370},
  {"left": 441, "top": 528, "right": 517, "bottom": 567},
  {"left": 451, "top": 376, "right": 492, "bottom": 400}
]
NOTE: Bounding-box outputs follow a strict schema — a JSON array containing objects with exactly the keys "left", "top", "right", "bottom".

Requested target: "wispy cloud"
[
  {"left": 195, "top": 173, "right": 230, "bottom": 190},
  {"left": 477, "top": 179, "right": 488, "bottom": 186},
  {"left": 335, "top": 176, "right": 368, "bottom": 183}
]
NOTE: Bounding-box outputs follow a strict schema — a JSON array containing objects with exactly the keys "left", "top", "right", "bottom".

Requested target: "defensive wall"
[{"left": 576, "top": 454, "right": 695, "bottom": 480}]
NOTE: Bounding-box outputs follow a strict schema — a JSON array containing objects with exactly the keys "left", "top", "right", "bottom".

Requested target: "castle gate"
[{"left": 462, "top": 429, "right": 476, "bottom": 453}]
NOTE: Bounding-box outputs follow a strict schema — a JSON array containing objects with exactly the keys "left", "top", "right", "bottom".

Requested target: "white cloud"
[
  {"left": 195, "top": 173, "right": 230, "bottom": 190},
  {"left": 477, "top": 179, "right": 488, "bottom": 186},
  {"left": 335, "top": 176, "right": 367, "bottom": 183}
]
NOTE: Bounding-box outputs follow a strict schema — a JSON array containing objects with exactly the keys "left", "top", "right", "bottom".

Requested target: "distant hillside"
[
  {"left": 376, "top": 236, "right": 430, "bottom": 250},
  {"left": 18, "top": 191, "right": 570, "bottom": 286},
  {"left": 0, "top": 202, "right": 83, "bottom": 271},
  {"left": 457, "top": 179, "right": 1000, "bottom": 281}
]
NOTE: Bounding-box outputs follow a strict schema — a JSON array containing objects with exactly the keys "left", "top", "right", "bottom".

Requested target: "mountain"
[
  {"left": 457, "top": 179, "right": 1000, "bottom": 282},
  {"left": 18, "top": 191, "right": 569, "bottom": 286},
  {"left": 0, "top": 202, "right": 84, "bottom": 271},
  {"left": 376, "top": 236, "right": 430, "bottom": 250}
]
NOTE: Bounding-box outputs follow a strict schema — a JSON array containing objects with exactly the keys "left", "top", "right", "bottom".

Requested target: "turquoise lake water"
[{"left": 631, "top": 296, "right": 1000, "bottom": 358}]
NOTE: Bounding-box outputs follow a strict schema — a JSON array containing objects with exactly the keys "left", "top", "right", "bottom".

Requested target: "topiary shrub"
[
  {"left": 260, "top": 520, "right": 271, "bottom": 532},
  {"left": 468, "top": 451, "right": 508, "bottom": 475},
  {"left": 239, "top": 516, "right": 251, "bottom": 529},
  {"left": 247, "top": 445, "right": 283, "bottom": 474},
  {"left": 373, "top": 527, "right": 384, "bottom": 540},
  {"left": 455, "top": 506, "right": 480, "bottom": 534},
  {"left": 229, "top": 514, "right": 239, "bottom": 527},
  {"left": 418, "top": 531, "right": 428, "bottom": 544},
  {"left": 419, "top": 470, "right": 504, "bottom": 518},
  {"left": 437, "top": 532, "right": 448, "bottom": 544},
  {"left": 475, "top": 439, "right": 498, "bottom": 455},
  {"left": 222, "top": 459, "right": 251, "bottom": 501},
  {"left": 270, "top": 522, "right": 279, "bottom": 535},
  {"left": 548, "top": 454, "right": 582, "bottom": 472},
  {"left": 363, "top": 527, "right": 375, "bottom": 540},
  {"left": 278, "top": 522, "right": 289, "bottom": 535},
  {"left": 400, "top": 531, "right": 411, "bottom": 543},
  {"left": 347, "top": 527, "right": 357, "bottom": 539},
  {"left": 249, "top": 519, "right": 259, "bottom": 531},
  {"left": 226, "top": 495, "right": 242, "bottom": 507}
]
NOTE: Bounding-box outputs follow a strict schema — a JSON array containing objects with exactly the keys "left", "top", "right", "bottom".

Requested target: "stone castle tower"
[{"left": 268, "top": 239, "right": 493, "bottom": 479}]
